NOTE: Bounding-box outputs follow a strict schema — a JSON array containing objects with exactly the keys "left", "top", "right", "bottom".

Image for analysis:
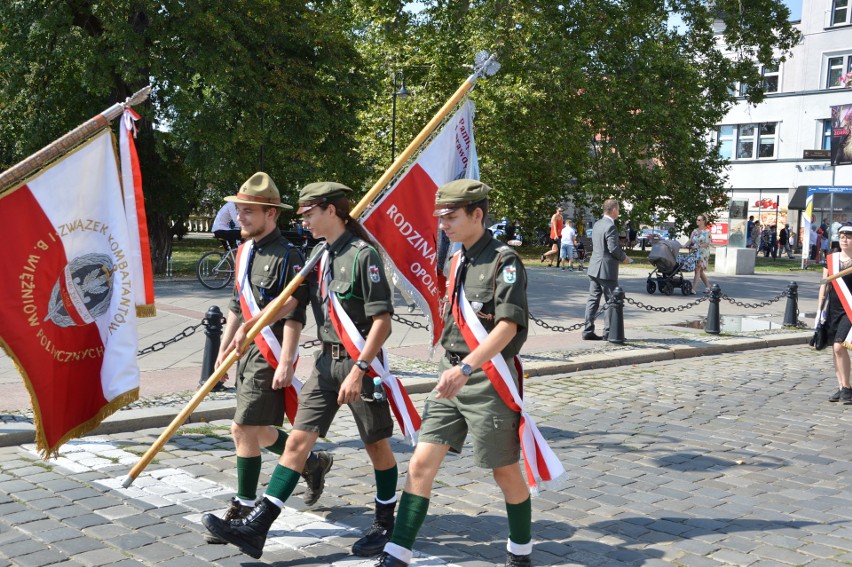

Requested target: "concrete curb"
[{"left": 0, "top": 331, "right": 811, "bottom": 448}]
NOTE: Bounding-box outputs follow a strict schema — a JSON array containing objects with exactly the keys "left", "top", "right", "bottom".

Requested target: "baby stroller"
[
  {"left": 574, "top": 240, "right": 586, "bottom": 271},
  {"left": 646, "top": 240, "right": 696, "bottom": 296}
]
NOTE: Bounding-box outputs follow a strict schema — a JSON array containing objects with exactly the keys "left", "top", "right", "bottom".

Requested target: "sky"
[{"left": 784, "top": 0, "right": 802, "bottom": 21}]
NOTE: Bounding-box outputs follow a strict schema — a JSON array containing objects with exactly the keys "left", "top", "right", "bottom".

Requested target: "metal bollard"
[
  {"left": 783, "top": 281, "right": 799, "bottom": 327},
  {"left": 608, "top": 286, "right": 626, "bottom": 344},
  {"left": 705, "top": 284, "right": 722, "bottom": 334},
  {"left": 199, "top": 306, "right": 227, "bottom": 390}
]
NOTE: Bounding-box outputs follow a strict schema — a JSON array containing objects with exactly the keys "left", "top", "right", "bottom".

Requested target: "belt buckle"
[
  {"left": 331, "top": 343, "right": 341, "bottom": 359},
  {"left": 447, "top": 352, "right": 461, "bottom": 365}
]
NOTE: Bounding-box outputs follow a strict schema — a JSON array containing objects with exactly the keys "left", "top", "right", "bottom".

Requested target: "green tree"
[
  {"left": 0, "top": 0, "right": 367, "bottom": 271},
  {"left": 349, "top": 0, "right": 800, "bottom": 236}
]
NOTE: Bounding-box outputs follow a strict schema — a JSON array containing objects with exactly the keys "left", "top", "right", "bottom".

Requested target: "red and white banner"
[
  {"left": 0, "top": 131, "right": 140, "bottom": 457},
  {"left": 362, "top": 100, "right": 478, "bottom": 346},
  {"left": 119, "top": 109, "right": 156, "bottom": 317}
]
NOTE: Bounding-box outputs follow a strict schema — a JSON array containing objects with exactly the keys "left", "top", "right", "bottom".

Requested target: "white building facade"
[{"left": 716, "top": 0, "right": 852, "bottom": 249}]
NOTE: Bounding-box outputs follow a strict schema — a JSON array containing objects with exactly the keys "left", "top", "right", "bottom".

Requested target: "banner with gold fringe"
[{"left": 0, "top": 130, "right": 141, "bottom": 458}]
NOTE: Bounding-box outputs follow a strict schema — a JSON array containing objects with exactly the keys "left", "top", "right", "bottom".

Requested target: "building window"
[
  {"left": 823, "top": 120, "right": 833, "bottom": 151},
  {"left": 717, "top": 123, "right": 778, "bottom": 160},
  {"left": 827, "top": 54, "right": 852, "bottom": 88},
  {"left": 762, "top": 64, "right": 779, "bottom": 93},
  {"left": 832, "top": 0, "right": 851, "bottom": 26}
]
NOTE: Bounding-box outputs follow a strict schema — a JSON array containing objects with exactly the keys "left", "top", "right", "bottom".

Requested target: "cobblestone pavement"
[{"left": 2, "top": 344, "right": 852, "bottom": 566}]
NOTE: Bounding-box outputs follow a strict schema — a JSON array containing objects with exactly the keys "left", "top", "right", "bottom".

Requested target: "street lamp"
[{"left": 391, "top": 70, "right": 411, "bottom": 165}]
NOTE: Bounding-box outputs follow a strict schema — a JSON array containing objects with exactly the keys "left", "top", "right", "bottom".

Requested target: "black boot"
[
  {"left": 506, "top": 551, "right": 532, "bottom": 566},
  {"left": 202, "top": 497, "right": 280, "bottom": 559},
  {"left": 352, "top": 499, "right": 396, "bottom": 557},
  {"left": 301, "top": 450, "right": 333, "bottom": 506},
  {"left": 374, "top": 551, "right": 409, "bottom": 566},
  {"left": 203, "top": 497, "right": 253, "bottom": 544}
]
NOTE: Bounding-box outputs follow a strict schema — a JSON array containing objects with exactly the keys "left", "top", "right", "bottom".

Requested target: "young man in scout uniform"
[
  {"left": 377, "top": 179, "right": 536, "bottom": 567},
  {"left": 204, "top": 182, "right": 417, "bottom": 560},
  {"left": 203, "top": 172, "right": 332, "bottom": 544}
]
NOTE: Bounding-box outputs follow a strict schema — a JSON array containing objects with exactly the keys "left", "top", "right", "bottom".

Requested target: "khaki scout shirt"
[
  {"left": 441, "top": 231, "right": 528, "bottom": 358},
  {"left": 315, "top": 230, "right": 394, "bottom": 344},
  {"left": 228, "top": 230, "right": 309, "bottom": 376}
]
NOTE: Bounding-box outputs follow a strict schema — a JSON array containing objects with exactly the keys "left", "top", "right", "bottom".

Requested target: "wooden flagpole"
[
  {"left": 121, "top": 52, "right": 500, "bottom": 488},
  {"left": 0, "top": 87, "right": 151, "bottom": 196}
]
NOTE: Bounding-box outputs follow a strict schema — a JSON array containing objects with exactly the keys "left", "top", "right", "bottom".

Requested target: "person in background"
[
  {"left": 769, "top": 225, "right": 778, "bottom": 260},
  {"left": 560, "top": 219, "right": 578, "bottom": 272},
  {"left": 582, "top": 199, "right": 632, "bottom": 341},
  {"left": 780, "top": 224, "right": 793, "bottom": 259},
  {"left": 819, "top": 223, "right": 852, "bottom": 404},
  {"left": 746, "top": 215, "right": 755, "bottom": 248},
  {"left": 541, "top": 206, "right": 563, "bottom": 267},
  {"left": 688, "top": 215, "right": 713, "bottom": 294},
  {"left": 212, "top": 201, "right": 243, "bottom": 250}
]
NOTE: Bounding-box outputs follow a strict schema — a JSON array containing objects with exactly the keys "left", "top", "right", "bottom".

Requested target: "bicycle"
[{"left": 196, "top": 239, "right": 237, "bottom": 289}]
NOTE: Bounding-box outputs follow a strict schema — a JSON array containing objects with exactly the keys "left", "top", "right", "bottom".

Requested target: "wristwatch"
[
  {"left": 354, "top": 360, "right": 370, "bottom": 372},
  {"left": 457, "top": 362, "right": 473, "bottom": 376}
]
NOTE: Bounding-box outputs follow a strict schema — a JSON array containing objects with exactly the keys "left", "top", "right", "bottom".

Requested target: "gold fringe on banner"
[{"left": 136, "top": 304, "right": 157, "bottom": 318}]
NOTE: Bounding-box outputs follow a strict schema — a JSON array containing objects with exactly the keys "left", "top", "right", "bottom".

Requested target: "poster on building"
[{"left": 831, "top": 104, "right": 852, "bottom": 167}]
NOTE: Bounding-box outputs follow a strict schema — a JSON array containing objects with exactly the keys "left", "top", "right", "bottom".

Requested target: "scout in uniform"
[
  {"left": 377, "top": 179, "right": 563, "bottom": 567},
  {"left": 202, "top": 172, "right": 332, "bottom": 544},
  {"left": 204, "top": 182, "right": 420, "bottom": 559}
]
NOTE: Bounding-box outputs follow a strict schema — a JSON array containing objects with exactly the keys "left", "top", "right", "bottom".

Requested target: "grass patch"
[
  {"left": 176, "top": 424, "right": 232, "bottom": 437},
  {"left": 169, "top": 237, "right": 219, "bottom": 277}
]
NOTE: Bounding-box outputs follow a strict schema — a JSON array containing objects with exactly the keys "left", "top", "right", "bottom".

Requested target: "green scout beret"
[
  {"left": 225, "top": 172, "right": 292, "bottom": 209},
  {"left": 297, "top": 181, "right": 353, "bottom": 214},
  {"left": 433, "top": 179, "right": 491, "bottom": 217}
]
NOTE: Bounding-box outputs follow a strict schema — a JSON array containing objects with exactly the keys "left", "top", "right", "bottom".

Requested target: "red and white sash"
[
  {"left": 235, "top": 241, "right": 301, "bottom": 424},
  {"left": 447, "top": 251, "right": 565, "bottom": 494},
  {"left": 320, "top": 251, "right": 422, "bottom": 444},
  {"left": 828, "top": 253, "right": 852, "bottom": 347}
]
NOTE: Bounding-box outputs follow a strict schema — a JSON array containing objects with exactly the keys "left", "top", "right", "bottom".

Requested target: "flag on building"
[
  {"left": 361, "top": 100, "right": 479, "bottom": 345},
  {"left": 0, "top": 130, "right": 141, "bottom": 457}
]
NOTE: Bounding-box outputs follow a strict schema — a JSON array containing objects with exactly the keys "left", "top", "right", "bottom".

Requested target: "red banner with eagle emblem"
[{"left": 0, "top": 131, "right": 140, "bottom": 457}]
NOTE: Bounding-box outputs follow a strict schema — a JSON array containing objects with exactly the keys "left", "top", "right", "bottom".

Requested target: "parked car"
[
  {"left": 488, "top": 220, "right": 523, "bottom": 245},
  {"left": 636, "top": 228, "right": 667, "bottom": 249}
]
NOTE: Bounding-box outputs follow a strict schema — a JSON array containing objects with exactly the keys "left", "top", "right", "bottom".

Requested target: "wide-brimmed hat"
[
  {"left": 225, "top": 172, "right": 292, "bottom": 209},
  {"left": 433, "top": 179, "right": 491, "bottom": 217},
  {"left": 296, "top": 182, "right": 353, "bottom": 214}
]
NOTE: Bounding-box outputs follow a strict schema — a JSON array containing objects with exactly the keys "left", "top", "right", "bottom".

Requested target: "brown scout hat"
[{"left": 225, "top": 172, "right": 292, "bottom": 209}]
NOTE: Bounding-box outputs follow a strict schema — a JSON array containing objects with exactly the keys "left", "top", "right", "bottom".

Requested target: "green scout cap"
[
  {"left": 297, "top": 181, "right": 353, "bottom": 214},
  {"left": 225, "top": 172, "right": 292, "bottom": 209},
  {"left": 433, "top": 179, "right": 491, "bottom": 217}
]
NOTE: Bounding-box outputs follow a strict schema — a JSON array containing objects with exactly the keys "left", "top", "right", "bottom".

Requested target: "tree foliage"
[{"left": 0, "top": 0, "right": 801, "bottom": 268}]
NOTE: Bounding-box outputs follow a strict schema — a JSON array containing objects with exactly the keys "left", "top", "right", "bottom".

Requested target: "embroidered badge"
[
  {"left": 369, "top": 265, "right": 381, "bottom": 283},
  {"left": 293, "top": 265, "right": 302, "bottom": 272},
  {"left": 502, "top": 266, "right": 516, "bottom": 284}
]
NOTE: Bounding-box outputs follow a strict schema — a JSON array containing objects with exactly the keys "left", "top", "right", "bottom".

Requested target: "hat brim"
[
  {"left": 225, "top": 195, "right": 292, "bottom": 210},
  {"left": 296, "top": 203, "right": 320, "bottom": 214}
]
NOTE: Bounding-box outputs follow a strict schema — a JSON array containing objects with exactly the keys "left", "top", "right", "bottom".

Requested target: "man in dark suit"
[{"left": 583, "top": 199, "right": 632, "bottom": 340}]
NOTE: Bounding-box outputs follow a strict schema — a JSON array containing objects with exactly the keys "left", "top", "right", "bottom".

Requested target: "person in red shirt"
[{"left": 540, "top": 206, "right": 563, "bottom": 267}]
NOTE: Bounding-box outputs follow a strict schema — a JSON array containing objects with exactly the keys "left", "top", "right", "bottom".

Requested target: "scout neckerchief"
[
  {"left": 828, "top": 252, "right": 852, "bottom": 347},
  {"left": 447, "top": 249, "right": 566, "bottom": 494},
  {"left": 234, "top": 240, "right": 301, "bottom": 424},
  {"left": 319, "top": 248, "right": 421, "bottom": 445}
]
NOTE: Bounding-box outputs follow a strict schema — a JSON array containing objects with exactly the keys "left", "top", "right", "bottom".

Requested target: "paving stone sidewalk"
[{"left": 2, "top": 344, "right": 852, "bottom": 566}]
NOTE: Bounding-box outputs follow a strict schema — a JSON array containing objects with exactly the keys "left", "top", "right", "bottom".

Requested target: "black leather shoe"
[
  {"left": 374, "top": 552, "right": 409, "bottom": 566},
  {"left": 581, "top": 333, "right": 603, "bottom": 341},
  {"left": 506, "top": 551, "right": 532, "bottom": 567},
  {"left": 204, "top": 498, "right": 253, "bottom": 544},
  {"left": 202, "top": 497, "right": 280, "bottom": 559},
  {"left": 353, "top": 500, "right": 396, "bottom": 557}
]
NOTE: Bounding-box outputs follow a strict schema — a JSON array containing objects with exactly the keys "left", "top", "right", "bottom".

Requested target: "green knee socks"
[
  {"left": 389, "top": 491, "right": 430, "bottom": 550},
  {"left": 236, "top": 455, "right": 262, "bottom": 501}
]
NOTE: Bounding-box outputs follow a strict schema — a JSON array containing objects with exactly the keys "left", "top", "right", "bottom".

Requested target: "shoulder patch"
[
  {"left": 352, "top": 240, "right": 369, "bottom": 249},
  {"left": 502, "top": 265, "right": 517, "bottom": 284}
]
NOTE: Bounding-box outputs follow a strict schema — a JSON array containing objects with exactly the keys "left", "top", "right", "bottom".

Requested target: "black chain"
[
  {"left": 721, "top": 290, "right": 787, "bottom": 309},
  {"left": 624, "top": 295, "right": 709, "bottom": 312},
  {"left": 392, "top": 313, "right": 430, "bottom": 330},
  {"left": 299, "top": 338, "right": 323, "bottom": 349},
  {"left": 530, "top": 314, "right": 586, "bottom": 333},
  {"left": 137, "top": 323, "right": 204, "bottom": 356}
]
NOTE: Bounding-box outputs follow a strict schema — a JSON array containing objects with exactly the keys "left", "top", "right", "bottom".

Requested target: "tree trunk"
[{"left": 147, "top": 211, "right": 173, "bottom": 275}]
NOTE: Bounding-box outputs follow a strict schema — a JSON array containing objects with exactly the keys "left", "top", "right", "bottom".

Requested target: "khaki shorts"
[
  {"left": 293, "top": 350, "right": 394, "bottom": 445},
  {"left": 419, "top": 358, "right": 521, "bottom": 469},
  {"left": 233, "top": 351, "right": 285, "bottom": 427}
]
